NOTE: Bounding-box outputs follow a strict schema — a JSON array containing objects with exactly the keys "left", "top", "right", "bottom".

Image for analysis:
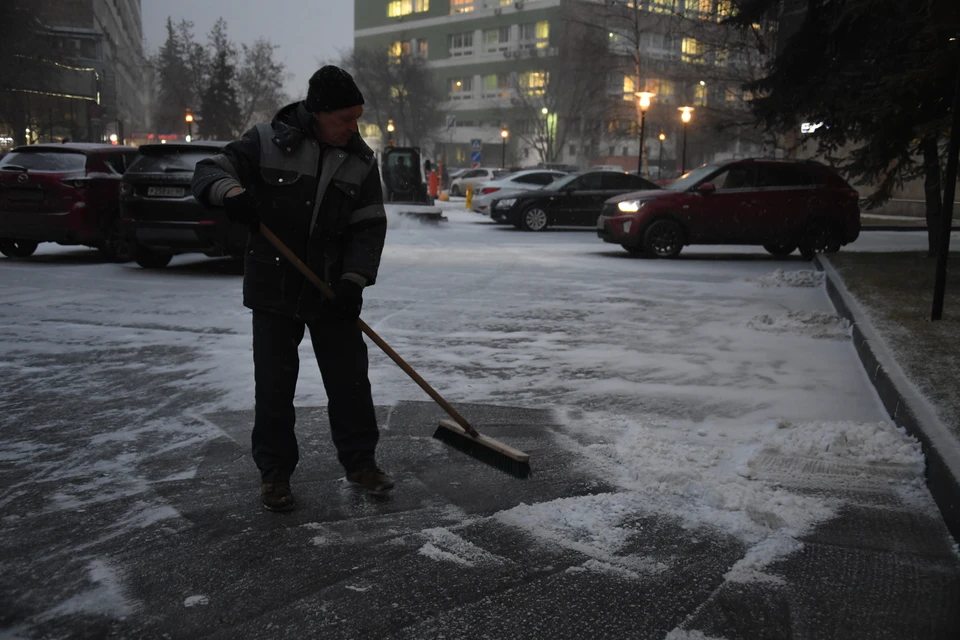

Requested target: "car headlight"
[
  {"left": 617, "top": 200, "right": 649, "bottom": 213},
  {"left": 496, "top": 198, "right": 517, "bottom": 209}
]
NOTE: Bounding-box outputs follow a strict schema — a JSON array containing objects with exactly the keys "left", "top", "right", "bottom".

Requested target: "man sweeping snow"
[{"left": 192, "top": 65, "right": 393, "bottom": 511}]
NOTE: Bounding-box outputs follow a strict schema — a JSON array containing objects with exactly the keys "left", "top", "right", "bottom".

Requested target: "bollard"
[
  {"left": 465, "top": 183, "right": 473, "bottom": 210},
  {"left": 428, "top": 170, "right": 439, "bottom": 198}
]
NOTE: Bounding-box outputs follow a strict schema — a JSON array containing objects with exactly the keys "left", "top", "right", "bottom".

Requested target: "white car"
[
  {"left": 469, "top": 169, "right": 568, "bottom": 214},
  {"left": 449, "top": 167, "right": 510, "bottom": 197}
]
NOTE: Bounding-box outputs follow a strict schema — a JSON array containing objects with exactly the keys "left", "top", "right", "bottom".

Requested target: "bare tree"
[
  {"left": 236, "top": 39, "right": 289, "bottom": 132},
  {"left": 342, "top": 46, "right": 442, "bottom": 149},
  {"left": 511, "top": 10, "right": 619, "bottom": 164}
]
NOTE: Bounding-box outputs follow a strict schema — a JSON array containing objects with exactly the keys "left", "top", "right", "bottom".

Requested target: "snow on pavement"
[{"left": 0, "top": 205, "right": 936, "bottom": 629}]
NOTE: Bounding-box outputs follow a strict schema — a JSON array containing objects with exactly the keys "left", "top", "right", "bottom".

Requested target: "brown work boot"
[
  {"left": 346, "top": 468, "right": 395, "bottom": 495},
  {"left": 260, "top": 481, "right": 295, "bottom": 512}
]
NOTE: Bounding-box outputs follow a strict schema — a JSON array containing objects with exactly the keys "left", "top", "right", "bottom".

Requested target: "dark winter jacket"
[{"left": 192, "top": 102, "right": 386, "bottom": 319}]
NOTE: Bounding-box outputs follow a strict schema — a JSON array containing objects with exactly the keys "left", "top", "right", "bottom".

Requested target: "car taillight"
[
  {"left": 60, "top": 178, "right": 90, "bottom": 188},
  {"left": 480, "top": 187, "right": 500, "bottom": 195}
]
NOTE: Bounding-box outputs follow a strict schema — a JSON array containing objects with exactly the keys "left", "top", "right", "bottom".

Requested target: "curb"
[{"left": 815, "top": 255, "right": 960, "bottom": 542}]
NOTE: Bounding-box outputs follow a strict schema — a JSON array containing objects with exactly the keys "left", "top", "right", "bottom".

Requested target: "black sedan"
[
  {"left": 489, "top": 171, "right": 658, "bottom": 231},
  {"left": 119, "top": 141, "right": 245, "bottom": 268}
]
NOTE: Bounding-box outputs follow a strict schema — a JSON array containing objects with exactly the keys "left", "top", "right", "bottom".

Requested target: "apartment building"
[
  {"left": 15, "top": 0, "right": 150, "bottom": 144},
  {"left": 354, "top": 0, "right": 774, "bottom": 171}
]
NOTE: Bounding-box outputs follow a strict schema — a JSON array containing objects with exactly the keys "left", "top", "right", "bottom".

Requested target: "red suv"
[
  {"left": 0, "top": 143, "right": 138, "bottom": 259},
  {"left": 598, "top": 159, "right": 860, "bottom": 259}
]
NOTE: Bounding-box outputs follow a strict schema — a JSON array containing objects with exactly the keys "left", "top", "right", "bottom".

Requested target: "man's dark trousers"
[{"left": 251, "top": 309, "right": 379, "bottom": 482}]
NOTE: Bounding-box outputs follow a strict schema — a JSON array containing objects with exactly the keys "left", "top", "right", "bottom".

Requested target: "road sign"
[
  {"left": 471, "top": 139, "right": 482, "bottom": 151},
  {"left": 471, "top": 151, "right": 482, "bottom": 168}
]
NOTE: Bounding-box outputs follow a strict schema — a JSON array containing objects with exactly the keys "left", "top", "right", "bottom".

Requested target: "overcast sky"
[{"left": 141, "top": 0, "right": 354, "bottom": 101}]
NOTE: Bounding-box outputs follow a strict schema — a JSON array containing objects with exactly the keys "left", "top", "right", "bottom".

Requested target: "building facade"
[
  {"left": 9, "top": 0, "right": 150, "bottom": 146},
  {"left": 353, "top": 0, "right": 775, "bottom": 173}
]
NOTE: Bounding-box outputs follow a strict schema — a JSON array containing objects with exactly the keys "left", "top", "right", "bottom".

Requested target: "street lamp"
[
  {"left": 185, "top": 109, "right": 194, "bottom": 142},
  {"left": 500, "top": 125, "right": 509, "bottom": 169},
  {"left": 658, "top": 131, "right": 666, "bottom": 179},
  {"left": 678, "top": 106, "right": 694, "bottom": 174},
  {"left": 541, "top": 107, "right": 550, "bottom": 160},
  {"left": 386, "top": 119, "right": 395, "bottom": 147},
  {"left": 635, "top": 91, "right": 655, "bottom": 175}
]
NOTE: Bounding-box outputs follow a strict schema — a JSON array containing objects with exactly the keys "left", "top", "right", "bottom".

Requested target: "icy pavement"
[{"left": 1, "top": 209, "right": 958, "bottom": 638}]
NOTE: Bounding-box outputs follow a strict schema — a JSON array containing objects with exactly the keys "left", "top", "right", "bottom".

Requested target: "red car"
[
  {"left": 0, "top": 143, "right": 138, "bottom": 259},
  {"left": 598, "top": 159, "right": 860, "bottom": 259}
]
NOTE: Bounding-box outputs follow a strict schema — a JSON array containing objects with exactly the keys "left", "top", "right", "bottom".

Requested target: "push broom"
[{"left": 258, "top": 224, "right": 531, "bottom": 479}]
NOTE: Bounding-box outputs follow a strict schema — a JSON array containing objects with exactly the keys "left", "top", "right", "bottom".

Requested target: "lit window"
[
  {"left": 418, "top": 40, "right": 428, "bottom": 59},
  {"left": 717, "top": 0, "right": 733, "bottom": 18},
  {"left": 387, "top": 0, "right": 429, "bottom": 17},
  {"left": 450, "top": 0, "right": 474, "bottom": 14},
  {"left": 725, "top": 87, "right": 739, "bottom": 103},
  {"left": 388, "top": 41, "right": 412, "bottom": 61},
  {"left": 391, "top": 85, "right": 409, "bottom": 98},
  {"left": 684, "top": 0, "right": 711, "bottom": 17},
  {"left": 681, "top": 37, "right": 702, "bottom": 63},
  {"left": 694, "top": 83, "right": 708, "bottom": 106},
  {"left": 536, "top": 21, "right": 549, "bottom": 46},
  {"left": 659, "top": 80, "right": 675, "bottom": 103},
  {"left": 518, "top": 71, "right": 548, "bottom": 97},
  {"left": 648, "top": 0, "right": 675, "bottom": 14},
  {"left": 623, "top": 76, "right": 636, "bottom": 101},
  {"left": 485, "top": 27, "right": 510, "bottom": 45}
]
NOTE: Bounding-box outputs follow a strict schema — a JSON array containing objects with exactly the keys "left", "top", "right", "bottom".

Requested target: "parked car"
[
  {"left": 0, "top": 143, "right": 139, "bottom": 259},
  {"left": 537, "top": 162, "right": 581, "bottom": 172},
  {"left": 591, "top": 164, "right": 626, "bottom": 172},
  {"left": 119, "top": 141, "right": 245, "bottom": 269},
  {"left": 470, "top": 169, "right": 567, "bottom": 214},
  {"left": 490, "top": 171, "right": 659, "bottom": 231},
  {"left": 597, "top": 159, "right": 861, "bottom": 259},
  {"left": 449, "top": 167, "right": 510, "bottom": 196}
]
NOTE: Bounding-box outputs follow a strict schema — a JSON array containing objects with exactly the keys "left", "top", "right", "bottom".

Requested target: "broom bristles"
[{"left": 433, "top": 424, "right": 531, "bottom": 479}]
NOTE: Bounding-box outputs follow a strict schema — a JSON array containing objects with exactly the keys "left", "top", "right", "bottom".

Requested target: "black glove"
[
  {"left": 224, "top": 189, "right": 260, "bottom": 233},
  {"left": 335, "top": 279, "right": 363, "bottom": 322}
]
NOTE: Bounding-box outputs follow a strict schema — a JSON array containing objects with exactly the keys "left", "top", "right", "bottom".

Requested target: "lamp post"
[
  {"left": 500, "top": 125, "right": 509, "bottom": 169},
  {"left": 658, "top": 131, "right": 666, "bottom": 180},
  {"left": 541, "top": 107, "right": 550, "bottom": 161},
  {"left": 678, "top": 106, "right": 694, "bottom": 174},
  {"left": 635, "top": 91, "right": 654, "bottom": 175},
  {"left": 185, "top": 109, "right": 194, "bottom": 142},
  {"left": 386, "top": 119, "right": 395, "bottom": 147}
]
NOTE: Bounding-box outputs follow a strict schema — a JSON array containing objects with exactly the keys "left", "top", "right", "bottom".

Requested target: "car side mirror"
[{"left": 698, "top": 182, "right": 716, "bottom": 195}]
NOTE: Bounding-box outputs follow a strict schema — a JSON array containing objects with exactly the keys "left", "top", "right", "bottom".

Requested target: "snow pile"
[
  {"left": 753, "top": 269, "right": 824, "bottom": 288},
  {"left": 765, "top": 419, "right": 923, "bottom": 465},
  {"left": 747, "top": 310, "right": 851, "bottom": 340},
  {"left": 417, "top": 527, "right": 505, "bottom": 567}
]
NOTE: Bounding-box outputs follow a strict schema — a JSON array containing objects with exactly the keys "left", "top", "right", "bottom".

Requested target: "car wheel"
[
  {"left": 520, "top": 206, "right": 549, "bottom": 231},
  {"left": 642, "top": 219, "right": 684, "bottom": 258},
  {"left": 0, "top": 239, "right": 39, "bottom": 258},
  {"left": 622, "top": 244, "right": 644, "bottom": 255},
  {"left": 798, "top": 223, "right": 840, "bottom": 260},
  {"left": 450, "top": 185, "right": 461, "bottom": 197},
  {"left": 762, "top": 243, "right": 797, "bottom": 257},
  {"left": 134, "top": 245, "right": 173, "bottom": 269}
]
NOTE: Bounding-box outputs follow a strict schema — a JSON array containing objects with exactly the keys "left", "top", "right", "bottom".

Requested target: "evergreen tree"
[
  {"left": 153, "top": 17, "right": 193, "bottom": 136},
  {"left": 729, "top": 0, "right": 960, "bottom": 254},
  {"left": 198, "top": 19, "right": 241, "bottom": 140}
]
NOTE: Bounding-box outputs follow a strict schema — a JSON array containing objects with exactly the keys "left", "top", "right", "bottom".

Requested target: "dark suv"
[
  {"left": 0, "top": 143, "right": 139, "bottom": 259},
  {"left": 120, "top": 141, "right": 245, "bottom": 269},
  {"left": 598, "top": 159, "right": 860, "bottom": 259}
]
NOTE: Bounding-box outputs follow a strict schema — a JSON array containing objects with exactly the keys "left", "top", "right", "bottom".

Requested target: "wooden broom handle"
[{"left": 258, "top": 225, "right": 479, "bottom": 438}]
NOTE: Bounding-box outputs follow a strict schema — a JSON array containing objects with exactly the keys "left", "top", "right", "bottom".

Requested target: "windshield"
[
  {"left": 0, "top": 151, "right": 86, "bottom": 172},
  {"left": 128, "top": 150, "right": 215, "bottom": 174},
  {"left": 543, "top": 174, "right": 580, "bottom": 191},
  {"left": 664, "top": 165, "right": 720, "bottom": 191}
]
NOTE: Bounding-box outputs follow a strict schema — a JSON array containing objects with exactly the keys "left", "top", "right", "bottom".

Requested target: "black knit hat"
[{"left": 304, "top": 65, "right": 365, "bottom": 113}]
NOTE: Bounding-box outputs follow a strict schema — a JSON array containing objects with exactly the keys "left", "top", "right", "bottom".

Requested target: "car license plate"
[{"left": 147, "top": 186, "right": 185, "bottom": 198}]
